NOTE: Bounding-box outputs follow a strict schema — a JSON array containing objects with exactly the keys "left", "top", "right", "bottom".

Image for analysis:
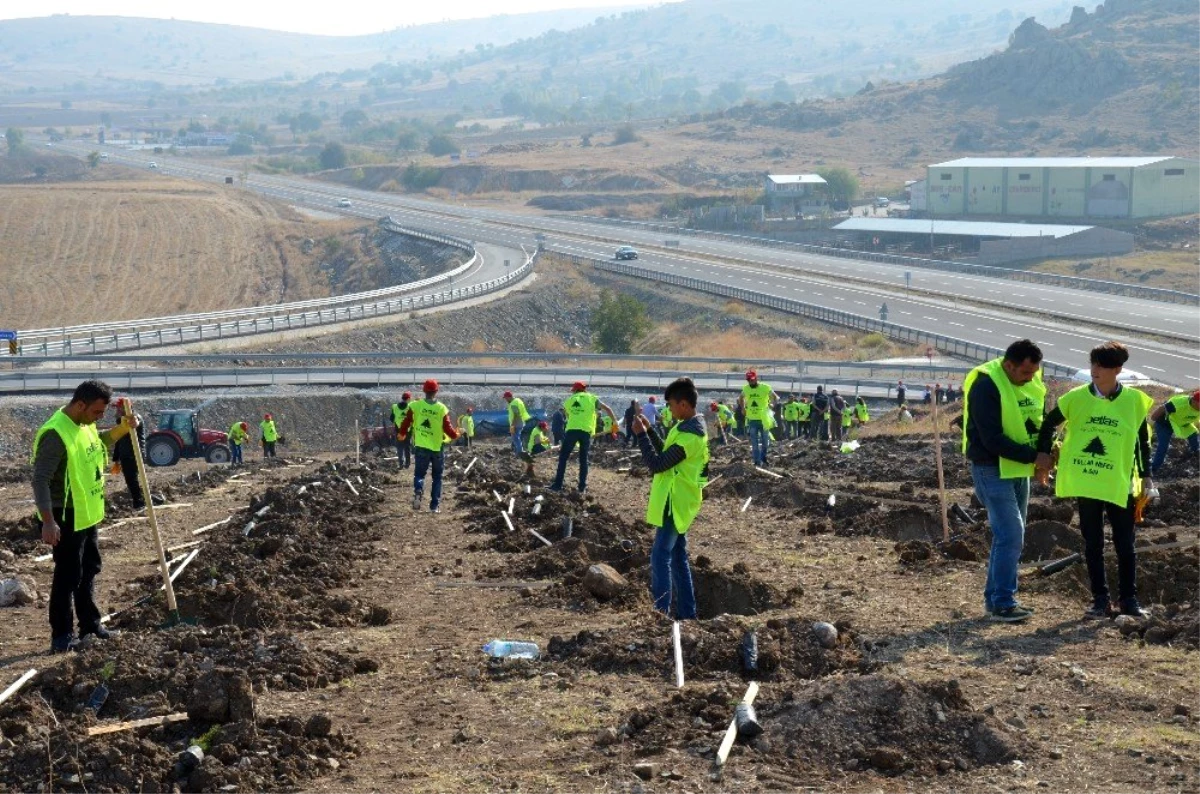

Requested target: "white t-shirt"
[{"left": 642, "top": 402, "right": 659, "bottom": 424}]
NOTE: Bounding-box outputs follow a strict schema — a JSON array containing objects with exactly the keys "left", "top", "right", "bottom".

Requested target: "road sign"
[{"left": 0, "top": 330, "right": 16, "bottom": 341}]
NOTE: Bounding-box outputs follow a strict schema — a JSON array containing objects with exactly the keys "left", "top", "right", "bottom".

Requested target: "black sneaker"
[
  {"left": 81, "top": 625, "right": 118, "bottom": 640},
  {"left": 50, "top": 634, "right": 77, "bottom": 654},
  {"left": 989, "top": 605, "right": 1033, "bottom": 623},
  {"left": 1083, "top": 602, "right": 1111, "bottom": 620},
  {"left": 1119, "top": 600, "right": 1151, "bottom": 619}
]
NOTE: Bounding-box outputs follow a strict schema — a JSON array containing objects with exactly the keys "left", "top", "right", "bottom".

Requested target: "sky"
[{"left": 2, "top": 1, "right": 671, "bottom": 36}]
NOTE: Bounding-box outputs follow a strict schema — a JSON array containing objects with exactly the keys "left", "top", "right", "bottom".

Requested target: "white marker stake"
[
  {"left": 0, "top": 669, "right": 37, "bottom": 706},
  {"left": 740, "top": 497, "right": 753, "bottom": 513},
  {"left": 715, "top": 681, "right": 760, "bottom": 768},
  {"left": 355, "top": 420, "right": 360, "bottom": 465},
  {"left": 501, "top": 511, "right": 516, "bottom": 533},
  {"left": 192, "top": 516, "right": 232, "bottom": 536},
  {"left": 672, "top": 621, "right": 685, "bottom": 688},
  {"left": 507, "top": 497, "right": 515, "bottom": 515},
  {"left": 463, "top": 457, "right": 478, "bottom": 475}
]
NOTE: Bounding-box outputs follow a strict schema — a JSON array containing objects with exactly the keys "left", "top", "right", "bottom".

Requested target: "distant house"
[{"left": 764, "top": 173, "right": 827, "bottom": 214}]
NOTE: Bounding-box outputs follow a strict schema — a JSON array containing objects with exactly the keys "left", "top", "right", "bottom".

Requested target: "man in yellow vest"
[
  {"left": 709, "top": 401, "right": 734, "bottom": 444},
  {"left": 398, "top": 379, "right": 459, "bottom": 513},
  {"left": 457, "top": 406, "right": 476, "bottom": 449},
  {"left": 782, "top": 395, "right": 801, "bottom": 440},
  {"left": 853, "top": 396, "right": 870, "bottom": 428},
  {"left": 228, "top": 421, "right": 249, "bottom": 466},
  {"left": 1149, "top": 389, "right": 1199, "bottom": 476},
  {"left": 503, "top": 390, "right": 534, "bottom": 457},
  {"left": 32, "top": 380, "right": 137, "bottom": 653},
  {"left": 740, "top": 370, "right": 777, "bottom": 467},
  {"left": 1035, "top": 341, "right": 1153, "bottom": 619},
  {"left": 797, "top": 396, "right": 813, "bottom": 439},
  {"left": 392, "top": 391, "right": 412, "bottom": 469},
  {"left": 962, "top": 339, "right": 1050, "bottom": 623},
  {"left": 550, "top": 381, "right": 617, "bottom": 494},
  {"left": 260, "top": 413, "right": 278, "bottom": 458},
  {"left": 632, "top": 377, "right": 709, "bottom": 619}
]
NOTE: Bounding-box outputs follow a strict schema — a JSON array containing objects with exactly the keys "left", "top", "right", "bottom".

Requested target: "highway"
[{"left": 54, "top": 142, "right": 1200, "bottom": 387}]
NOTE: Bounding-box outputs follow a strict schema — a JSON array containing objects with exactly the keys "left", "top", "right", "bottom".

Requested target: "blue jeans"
[
  {"left": 747, "top": 419, "right": 769, "bottom": 465},
  {"left": 511, "top": 418, "right": 537, "bottom": 456},
  {"left": 413, "top": 447, "right": 445, "bottom": 509},
  {"left": 230, "top": 443, "right": 242, "bottom": 464},
  {"left": 1151, "top": 418, "right": 1200, "bottom": 473},
  {"left": 551, "top": 429, "right": 592, "bottom": 491},
  {"left": 972, "top": 463, "right": 1029, "bottom": 612},
  {"left": 650, "top": 509, "right": 697, "bottom": 619}
]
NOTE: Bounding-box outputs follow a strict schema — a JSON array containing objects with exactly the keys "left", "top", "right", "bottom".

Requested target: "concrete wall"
[
  {"left": 1132, "top": 159, "right": 1200, "bottom": 218},
  {"left": 927, "top": 167, "right": 966, "bottom": 215},
  {"left": 975, "top": 226, "right": 1134, "bottom": 266}
]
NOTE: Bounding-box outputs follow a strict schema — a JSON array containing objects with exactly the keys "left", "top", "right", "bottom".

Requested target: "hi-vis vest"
[
  {"left": 32, "top": 409, "right": 107, "bottom": 531},
  {"left": 392, "top": 402, "right": 407, "bottom": 428},
  {"left": 1166, "top": 394, "right": 1199, "bottom": 439},
  {"left": 741, "top": 383, "right": 773, "bottom": 422},
  {"left": 798, "top": 402, "right": 812, "bottom": 421},
  {"left": 564, "top": 391, "right": 599, "bottom": 433},
  {"left": 410, "top": 400, "right": 449, "bottom": 452},
  {"left": 842, "top": 409, "right": 853, "bottom": 427},
  {"left": 855, "top": 402, "right": 869, "bottom": 423},
  {"left": 716, "top": 404, "right": 735, "bottom": 428},
  {"left": 1056, "top": 385, "right": 1153, "bottom": 505},
  {"left": 260, "top": 420, "right": 278, "bottom": 442},
  {"left": 962, "top": 358, "right": 1046, "bottom": 479},
  {"left": 526, "top": 427, "right": 549, "bottom": 453},
  {"left": 646, "top": 423, "right": 710, "bottom": 534},
  {"left": 508, "top": 397, "right": 530, "bottom": 426},
  {"left": 228, "top": 423, "right": 247, "bottom": 445},
  {"left": 600, "top": 413, "right": 614, "bottom": 435},
  {"left": 660, "top": 410, "right": 675, "bottom": 430},
  {"left": 783, "top": 401, "right": 800, "bottom": 421},
  {"left": 458, "top": 414, "right": 475, "bottom": 437}
]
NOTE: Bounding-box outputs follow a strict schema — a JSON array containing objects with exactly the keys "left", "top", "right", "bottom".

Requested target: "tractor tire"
[
  {"left": 146, "top": 436, "right": 181, "bottom": 467},
  {"left": 205, "top": 444, "right": 232, "bottom": 464},
  {"left": 362, "top": 441, "right": 381, "bottom": 455}
]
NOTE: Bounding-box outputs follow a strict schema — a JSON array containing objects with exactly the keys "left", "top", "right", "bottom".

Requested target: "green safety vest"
[
  {"left": 32, "top": 409, "right": 107, "bottom": 531},
  {"left": 410, "top": 400, "right": 450, "bottom": 452},
  {"left": 842, "top": 409, "right": 853, "bottom": 428},
  {"left": 855, "top": 403, "right": 869, "bottom": 423},
  {"left": 564, "top": 391, "right": 599, "bottom": 433},
  {"left": 961, "top": 358, "right": 1046, "bottom": 479},
  {"left": 1056, "top": 385, "right": 1153, "bottom": 505},
  {"left": 1166, "top": 394, "right": 1199, "bottom": 439},
  {"left": 526, "top": 427, "right": 549, "bottom": 453},
  {"left": 717, "top": 404, "right": 735, "bottom": 427},
  {"left": 458, "top": 415, "right": 475, "bottom": 437},
  {"left": 507, "top": 397, "right": 530, "bottom": 426},
  {"left": 600, "top": 414, "right": 614, "bottom": 434},
  {"left": 229, "top": 423, "right": 247, "bottom": 445},
  {"left": 783, "top": 402, "right": 800, "bottom": 421},
  {"left": 646, "top": 423, "right": 710, "bottom": 534},
  {"left": 391, "top": 403, "right": 406, "bottom": 428},
  {"left": 798, "top": 402, "right": 812, "bottom": 421},
  {"left": 260, "top": 420, "right": 278, "bottom": 442},
  {"left": 741, "top": 383, "right": 773, "bottom": 422},
  {"left": 660, "top": 411, "right": 675, "bottom": 430}
]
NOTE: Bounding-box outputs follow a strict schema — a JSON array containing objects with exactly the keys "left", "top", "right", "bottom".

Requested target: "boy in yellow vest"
[
  {"left": 457, "top": 407, "right": 476, "bottom": 449},
  {"left": 1149, "top": 389, "right": 1199, "bottom": 476},
  {"left": 962, "top": 339, "right": 1050, "bottom": 623},
  {"left": 398, "top": 379, "right": 459, "bottom": 513},
  {"left": 632, "top": 377, "right": 709, "bottom": 620},
  {"left": 1036, "top": 342, "right": 1153, "bottom": 619},
  {"left": 32, "top": 380, "right": 137, "bottom": 653}
]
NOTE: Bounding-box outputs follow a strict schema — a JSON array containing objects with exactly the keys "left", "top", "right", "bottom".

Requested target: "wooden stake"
[
  {"left": 527, "top": 527, "right": 553, "bottom": 547},
  {"left": 753, "top": 466, "right": 784, "bottom": 480},
  {"left": 343, "top": 478, "right": 359, "bottom": 497},
  {"left": 87, "top": 712, "right": 188, "bottom": 737},
  {"left": 355, "top": 419, "right": 360, "bottom": 465},
  {"left": 672, "top": 622, "right": 685, "bottom": 688},
  {"left": 931, "top": 396, "right": 950, "bottom": 543},
  {"left": 0, "top": 669, "right": 37, "bottom": 706},
  {"left": 715, "top": 681, "right": 760, "bottom": 767},
  {"left": 192, "top": 516, "right": 232, "bottom": 536},
  {"left": 122, "top": 401, "right": 179, "bottom": 617},
  {"left": 740, "top": 497, "right": 753, "bottom": 513}
]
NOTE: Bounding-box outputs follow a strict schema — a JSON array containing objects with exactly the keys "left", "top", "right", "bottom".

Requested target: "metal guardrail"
[
  {"left": 13, "top": 223, "right": 481, "bottom": 349},
  {"left": 12, "top": 236, "right": 535, "bottom": 357},
  {"left": 578, "top": 253, "right": 1079, "bottom": 379},
  {"left": 570, "top": 215, "right": 1200, "bottom": 306}
]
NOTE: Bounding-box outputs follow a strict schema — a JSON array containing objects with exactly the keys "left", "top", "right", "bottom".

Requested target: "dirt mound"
[
  {"left": 1027, "top": 545, "right": 1199, "bottom": 609},
  {"left": 0, "top": 628, "right": 364, "bottom": 791},
  {"left": 1021, "top": 520, "right": 1083, "bottom": 562},
  {"left": 756, "top": 676, "right": 1022, "bottom": 776},
  {"left": 0, "top": 514, "right": 41, "bottom": 557},
  {"left": 1152, "top": 479, "right": 1200, "bottom": 527}
]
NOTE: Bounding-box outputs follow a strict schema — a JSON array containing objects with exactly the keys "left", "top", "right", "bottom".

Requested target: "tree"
[
  {"left": 817, "top": 166, "right": 859, "bottom": 205},
  {"left": 426, "top": 134, "right": 460, "bottom": 157},
  {"left": 4, "top": 127, "right": 24, "bottom": 156},
  {"left": 86, "top": 151, "right": 101, "bottom": 168},
  {"left": 341, "top": 109, "right": 369, "bottom": 130},
  {"left": 590, "top": 291, "right": 651, "bottom": 354},
  {"left": 395, "top": 130, "right": 421, "bottom": 151},
  {"left": 612, "top": 123, "right": 638, "bottom": 145},
  {"left": 319, "top": 142, "right": 347, "bottom": 170}
]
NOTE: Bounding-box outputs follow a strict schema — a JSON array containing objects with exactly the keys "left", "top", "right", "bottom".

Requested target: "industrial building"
[
  {"left": 909, "top": 156, "right": 1198, "bottom": 220},
  {"left": 831, "top": 218, "right": 1134, "bottom": 266}
]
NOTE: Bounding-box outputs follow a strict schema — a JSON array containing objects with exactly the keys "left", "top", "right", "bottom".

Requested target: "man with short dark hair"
[
  {"left": 392, "top": 391, "right": 412, "bottom": 468},
  {"left": 811, "top": 386, "right": 830, "bottom": 442},
  {"left": 962, "top": 339, "right": 1049, "bottom": 623},
  {"left": 32, "top": 380, "right": 137, "bottom": 653},
  {"left": 633, "top": 377, "right": 709, "bottom": 620}
]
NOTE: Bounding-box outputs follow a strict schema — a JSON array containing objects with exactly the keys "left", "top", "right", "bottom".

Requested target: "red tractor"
[
  {"left": 359, "top": 423, "right": 397, "bottom": 455},
  {"left": 146, "top": 409, "right": 231, "bottom": 466}
]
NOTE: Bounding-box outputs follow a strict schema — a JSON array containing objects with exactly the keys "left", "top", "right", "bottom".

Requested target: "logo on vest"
[
  {"left": 1018, "top": 397, "right": 1036, "bottom": 408},
  {"left": 1024, "top": 418, "right": 1039, "bottom": 436},
  {"left": 1085, "top": 415, "right": 1121, "bottom": 428},
  {"left": 1082, "top": 436, "right": 1107, "bottom": 456}
]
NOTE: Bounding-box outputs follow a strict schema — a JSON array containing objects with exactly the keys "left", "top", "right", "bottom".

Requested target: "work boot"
[
  {"left": 412, "top": 493, "right": 422, "bottom": 511},
  {"left": 80, "top": 625, "right": 118, "bottom": 641},
  {"left": 1083, "top": 600, "right": 1112, "bottom": 620},
  {"left": 1119, "top": 599, "right": 1150, "bottom": 619},
  {"left": 50, "top": 634, "right": 77, "bottom": 654},
  {"left": 988, "top": 605, "right": 1033, "bottom": 623}
]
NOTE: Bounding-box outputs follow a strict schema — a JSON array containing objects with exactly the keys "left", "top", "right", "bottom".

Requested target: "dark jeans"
[
  {"left": 115, "top": 438, "right": 144, "bottom": 507},
  {"left": 50, "top": 513, "right": 102, "bottom": 639},
  {"left": 1151, "top": 418, "right": 1200, "bottom": 473},
  {"left": 552, "top": 429, "right": 592, "bottom": 491},
  {"left": 1078, "top": 496, "right": 1138, "bottom": 606},
  {"left": 413, "top": 447, "right": 445, "bottom": 509},
  {"left": 395, "top": 436, "right": 411, "bottom": 468},
  {"left": 650, "top": 508, "right": 697, "bottom": 619},
  {"left": 830, "top": 413, "right": 844, "bottom": 442},
  {"left": 262, "top": 440, "right": 276, "bottom": 458},
  {"left": 230, "top": 443, "right": 243, "bottom": 465}
]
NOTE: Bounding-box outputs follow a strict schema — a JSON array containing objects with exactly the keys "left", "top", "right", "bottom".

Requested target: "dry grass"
[
  {"left": 1032, "top": 249, "right": 1200, "bottom": 294},
  {"left": 0, "top": 178, "right": 350, "bottom": 329}
]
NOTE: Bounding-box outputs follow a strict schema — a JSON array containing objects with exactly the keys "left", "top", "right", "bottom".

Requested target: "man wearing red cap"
[
  {"left": 398, "top": 379, "right": 459, "bottom": 513},
  {"left": 392, "top": 391, "right": 413, "bottom": 469},
  {"left": 457, "top": 407, "right": 475, "bottom": 449},
  {"left": 740, "top": 370, "right": 778, "bottom": 467},
  {"left": 260, "top": 413, "right": 278, "bottom": 458},
  {"left": 110, "top": 398, "right": 147, "bottom": 508},
  {"left": 228, "top": 420, "right": 249, "bottom": 467},
  {"left": 549, "top": 381, "right": 617, "bottom": 494},
  {"left": 503, "top": 391, "right": 534, "bottom": 457},
  {"left": 1149, "top": 389, "right": 1200, "bottom": 475},
  {"left": 642, "top": 395, "right": 659, "bottom": 427}
]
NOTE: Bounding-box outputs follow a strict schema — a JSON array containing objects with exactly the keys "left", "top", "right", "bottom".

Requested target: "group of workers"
[{"left": 226, "top": 414, "right": 279, "bottom": 464}]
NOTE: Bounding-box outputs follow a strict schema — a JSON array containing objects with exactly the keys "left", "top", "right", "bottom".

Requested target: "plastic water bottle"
[{"left": 481, "top": 640, "right": 540, "bottom": 660}]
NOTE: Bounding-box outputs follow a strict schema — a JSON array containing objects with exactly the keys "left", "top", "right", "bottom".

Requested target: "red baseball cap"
[
  {"left": 538, "top": 421, "right": 548, "bottom": 429},
  {"left": 264, "top": 413, "right": 272, "bottom": 419},
  {"left": 402, "top": 391, "right": 412, "bottom": 400},
  {"left": 709, "top": 402, "right": 718, "bottom": 411},
  {"left": 423, "top": 379, "right": 439, "bottom": 393},
  {"left": 648, "top": 396, "right": 656, "bottom": 403},
  {"left": 240, "top": 422, "right": 248, "bottom": 431},
  {"left": 503, "top": 391, "right": 513, "bottom": 399},
  {"left": 745, "top": 370, "right": 757, "bottom": 380},
  {"left": 1191, "top": 390, "right": 1200, "bottom": 403},
  {"left": 571, "top": 381, "right": 587, "bottom": 392}
]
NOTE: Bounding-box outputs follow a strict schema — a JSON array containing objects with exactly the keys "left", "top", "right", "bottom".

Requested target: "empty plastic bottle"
[{"left": 482, "top": 640, "right": 540, "bottom": 660}]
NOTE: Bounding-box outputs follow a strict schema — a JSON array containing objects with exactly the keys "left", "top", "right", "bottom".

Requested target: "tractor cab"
[
  {"left": 146, "top": 409, "right": 230, "bottom": 466},
  {"left": 157, "top": 410, "right": 197, "bottom": 448}
]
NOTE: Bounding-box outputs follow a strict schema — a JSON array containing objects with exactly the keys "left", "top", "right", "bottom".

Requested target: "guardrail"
[
  {"left": 574, "top": 253, "right": 1079, "bottom": 379},
  {"left": 0, "top": 365, "right": 911, "bottom": 399},
  {"left": 12, "top": 233, "right": 535, "bottom": 357},
  {"left": 11, "top": 222, "right": 481, "bottom": 352},
  {"left": 567, "top": 214, "right": 1199, "bottom": 306}
]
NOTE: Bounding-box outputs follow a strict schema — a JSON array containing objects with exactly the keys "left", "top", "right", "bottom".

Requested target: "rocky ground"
[{"left": 0, "top": 424, "right": 1195, "bottom": 792}]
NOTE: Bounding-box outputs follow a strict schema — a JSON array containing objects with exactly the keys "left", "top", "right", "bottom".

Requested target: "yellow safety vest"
[
  {"left": 507, "top": 397, "right": 530, "bottom": 426},
  {"left": 962, "top": 358, "right": 1046, "bottom": 479},
  {"left": 741, "top": 383, "right": 773, "bottom": 422},
  {"left": 526, "top": 427, "right": 549, "bottom": 453},
  {"left": 458, "top": 415, "right": 475, "bottom": 437},
  {"left": 410, "top": 400, "right": 449, "bottom": 452},
  {"left": 646, "top": 423, "right": 709, "bottom": 533},
  {"left": 716, "top": 404, "right": 734, "bottom": 428},
  {"left": 260, "top": 420, "right": 278, "bottom": 442},
  {"left": 32, "top": 409, "right": 107, "bottom": 531},
  {"left": 1166, "top": 394, "right": 1199, "bottom": 439},
  {"left": 855, "top": 403, "right": 869, "bottom": 423},
  {"left": 228, "top": 423, "right": 247, "bottom": 445},
  {"left": 798, "top": 402, "right": 812, "bottom": 421},
  {"left": 1056, "top": 385, "right": 1153, "bottom": 505},
  {"left": 565, "top": 391, "right": 599, "bottom": 433}
]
